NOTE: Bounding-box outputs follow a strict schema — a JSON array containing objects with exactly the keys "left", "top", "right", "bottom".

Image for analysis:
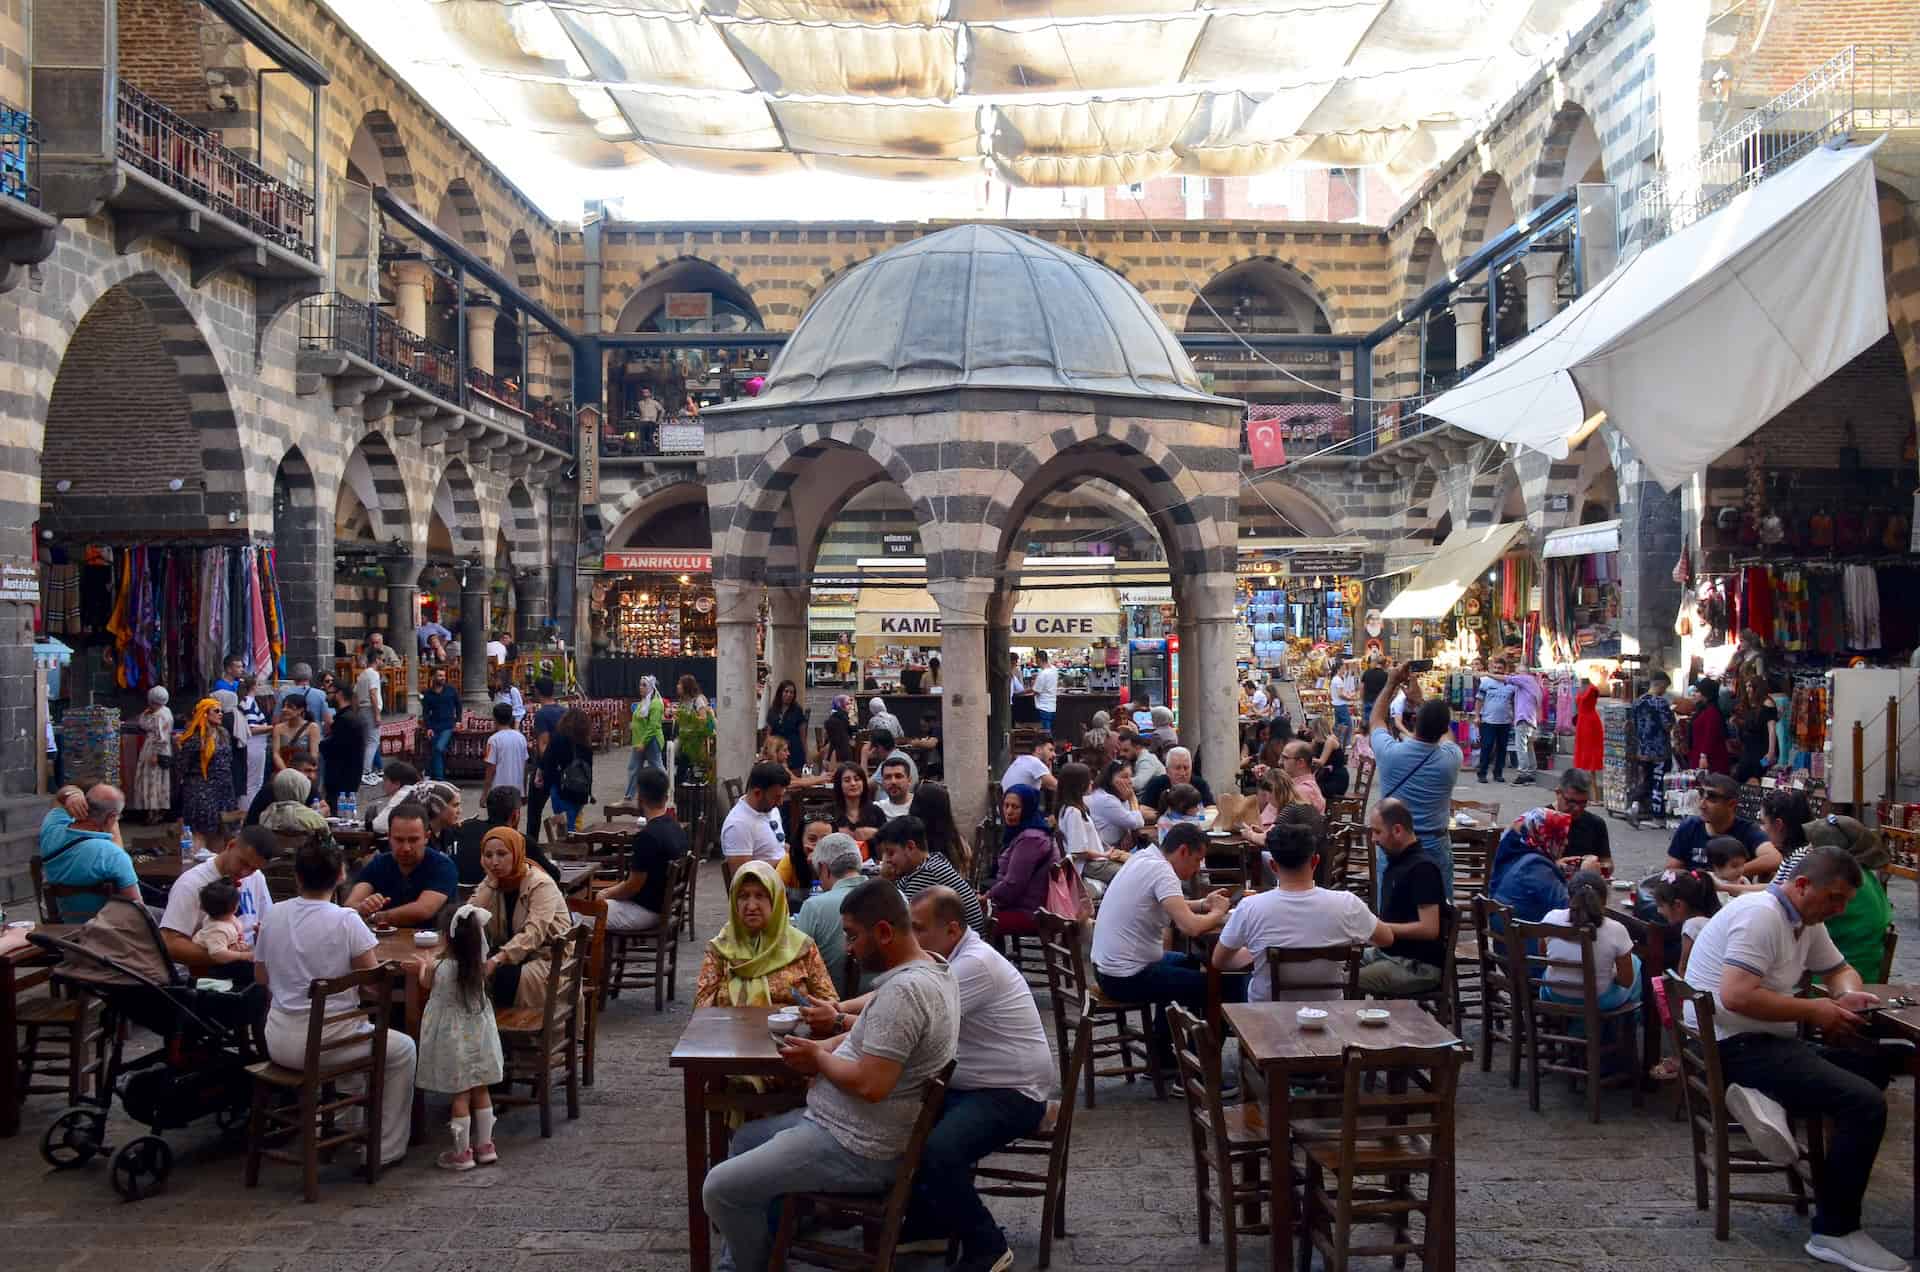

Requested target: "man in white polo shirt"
[
  {"left": 720, "top": 762, "right": 790, "bottom": 877},
  {"left": 1210, "top": 822, "right": 1390, "bottom": 1002},
  {"left": 808, "top": 886, "right": 1053, "bottom": 1272},
  {"left": 1683, "top": 844, "right": 1902, "bottom": 1272}
]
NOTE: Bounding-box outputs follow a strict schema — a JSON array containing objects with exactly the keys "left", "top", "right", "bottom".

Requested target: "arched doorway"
[
  {"left": 1405, "top": 228, "right": 1456, "bottom": 391},
  {"left": 1184, "top": 258, "right": 1339, "bottom": 411},
  {"left": 333, "top": 434, "right": 413, "bottom": 665}
]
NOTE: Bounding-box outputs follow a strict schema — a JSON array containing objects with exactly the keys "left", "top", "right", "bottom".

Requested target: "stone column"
[
  {"left": 392, "top": 261, "right": 431, "bottom": 338},
  {"left": 929, "top": 577, "right": 996, "bottom": 837},
  {"left": 763, "top": 585, "right": 810, "bottom": 709},
  {"left": 466, "top": 304, "right": 497, "bottom": 377},
  {"left": 714, "top": 580, "right": 762, "bottom": 794},
  {"left": 1523, "top": 250, "right": 1564, "bottom": 331},
  {"left": 386, "top": 555, "right": 423, "bottom": 718},
  {"left": 1452, "top": 288, "right": 1487, "bottom": 366},
  {"left": 1610, "top": 435, "right": 1685, "bottom": 679},
  {"left": 1177, "top": 613, "right": 1201, "bottom": 744},
  {"left": 1181, "top": 572, "right": 1241, "bottom": 795},
  {"left": 459, "top": 563, "right": 492, "bottom": 709},
  {"left": 515, "top": 570, "right": 550, "bottom": 645}
]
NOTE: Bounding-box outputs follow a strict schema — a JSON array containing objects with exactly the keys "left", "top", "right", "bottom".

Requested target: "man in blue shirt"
[
  {"left": 211, "top": 655, "right": 245, "bottom": 696},
  {"left": 38, "top": 784, "right": 140, "bottom": 918},
  {"left": 1665, "top": 772, "right": 1778, "bottom": 882},
  {"left": 1474, "top": 657, "right": 1519, "bottom": 784},
  {"left": 526, "top": 676, "right": 567, "bottom": 848},
  {"left": 1368, "top": 663, "right": 1462, "bottom": 896},
  {"left": 420, "top": 666, "right": 463, "bottom": 781},
  {"left": 344, "top": 802, "right": 457, "bottom": 928}
]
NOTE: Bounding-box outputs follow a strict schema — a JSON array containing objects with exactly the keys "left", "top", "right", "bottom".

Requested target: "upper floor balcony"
[{"left": 0, "top": 100, "right": 58, "bottom": 292}]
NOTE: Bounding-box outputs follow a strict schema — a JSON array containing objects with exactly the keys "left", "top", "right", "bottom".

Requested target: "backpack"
[{"left": 561, "top": 754, "right": 593, "bottom": 805}]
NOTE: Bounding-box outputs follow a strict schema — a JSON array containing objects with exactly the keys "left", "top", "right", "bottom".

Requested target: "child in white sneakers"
[{"left": 416, "top": 904, "right": 504, "bottom": 1170}]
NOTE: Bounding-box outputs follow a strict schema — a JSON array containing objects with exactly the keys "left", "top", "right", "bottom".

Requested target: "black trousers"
[
  {"left": 1716, "top": 1032, "right": 1895, "bottom": 1236},
  {"left": 526, "top": 778, "right": 550, "bottom": 848}
]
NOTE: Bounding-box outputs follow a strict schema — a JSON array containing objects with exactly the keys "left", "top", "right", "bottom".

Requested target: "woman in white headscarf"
[
  {"left": 131, "top": 686, "right": 174, "bottom": 815},
  {"left": 626, "top": 675, "right": 665, "bottom": 798},
  {"left": 867, "top": 696, "right": 904, "bottom": 740}
]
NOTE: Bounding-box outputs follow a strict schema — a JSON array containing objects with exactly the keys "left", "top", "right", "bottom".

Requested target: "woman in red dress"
[
  {"left": 1573, "top": 672, "right": 1606, "bottom": 772},
  {"left": 1686, "top": 677, "right": 1732, "bottom": 774}
]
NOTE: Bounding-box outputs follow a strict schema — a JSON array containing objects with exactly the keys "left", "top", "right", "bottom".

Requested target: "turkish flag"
[{"left": 1247, "top": 418, "right": 1287, "bottom": 469}]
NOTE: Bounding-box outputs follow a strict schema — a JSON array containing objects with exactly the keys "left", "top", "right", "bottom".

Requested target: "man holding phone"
[{"left": 1368, "top": 661, "right": 1461, "bottom": 893}]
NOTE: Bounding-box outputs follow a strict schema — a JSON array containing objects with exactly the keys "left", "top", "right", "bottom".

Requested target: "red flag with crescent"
[{"left": 1247, "top": 417, "right": 1287, "bottom": 469}]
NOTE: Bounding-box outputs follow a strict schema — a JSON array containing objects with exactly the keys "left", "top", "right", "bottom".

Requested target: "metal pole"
[
  {"left": 455, "top": 269, "right": 467, "bottom": 404},
  {"left": 1886, "top": 695, "right": 1898, "bottom": 807},
  {"left": 1854, "top": 719, "right": 1865, "bottom": 811},
  {"left": 520, "top": 307, "right": 531, "bottom": 411}
]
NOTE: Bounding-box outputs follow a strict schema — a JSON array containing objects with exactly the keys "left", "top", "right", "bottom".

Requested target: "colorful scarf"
[
  {"left": 708, "top": 860, "right": 809, "bottom": 1008},
  {"left": 1511, "top": 807, "right": 1572, "bottom": 857},
  {"left": 178, "top": 697, "right": 224, "bottom": 778}
]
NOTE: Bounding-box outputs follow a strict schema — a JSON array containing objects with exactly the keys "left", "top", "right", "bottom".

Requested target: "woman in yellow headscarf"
[
  {"left": 693, "top": 860, "right": 837, "bottom": 1008},
  {"left": 177, "top": 696, "right": 237, "bottom": 856}
]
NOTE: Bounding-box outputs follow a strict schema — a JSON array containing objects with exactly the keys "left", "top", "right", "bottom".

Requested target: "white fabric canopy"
[
  {"left": 331, "top": 0, "right": 1600, "bottom": 185},
  {"left": 1380, "top": 522, "right": 1524, "bottom": 621},
  {"left": 1420, "top": 140, "right": 1889, "bottom": 491},
  {"left": 1540, "top": 518, "right": 1618, "bottom": 559}
]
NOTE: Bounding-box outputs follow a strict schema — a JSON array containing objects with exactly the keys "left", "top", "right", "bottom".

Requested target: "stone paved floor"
[{"left": 2, "top": 748, "right": 1915, "bottom": 1271}]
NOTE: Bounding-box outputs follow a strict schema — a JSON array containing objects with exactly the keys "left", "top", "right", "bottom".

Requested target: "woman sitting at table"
[
  {"left": 827, "top": 763, "right": 886, "bottom": 843},
  {"left": 909, "top": 782, "right": 962, "bottom": 871},
  {"left": 693, "top": 861, "right": 837, "bottom": 1008},
  {"left": 1489, "top": 807, "right": 1573, "bottom": 924},
  {"left": 1055, "top": 762, "right": 1114, "bottom": 897},
  {"left": 271, "top": 694, "right": 321, "bottom": 774},
  {"left": 469, "top": 826, "right": 573, "bottom": 1010},
  {"left": 986, "top": 784, "right": 1056, "bottom": 937},
  {"left": 1086, "top": 760, "right": 1147, "bottom": 873},
  {"left": 820, "top": 696, "right": 858, "bottom": 769},
  {"left": 1312, "top": 724, "right": 1349, "bottom": 802}
]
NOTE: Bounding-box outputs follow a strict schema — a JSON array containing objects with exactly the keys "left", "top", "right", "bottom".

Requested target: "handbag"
[{"left": 1044, "top": 834, "right": 1093, "bottom": 929}]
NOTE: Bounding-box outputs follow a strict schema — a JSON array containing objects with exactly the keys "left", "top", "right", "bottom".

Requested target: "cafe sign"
[{"left": 603, "top": 551, "right": 712, "bottom": 573}]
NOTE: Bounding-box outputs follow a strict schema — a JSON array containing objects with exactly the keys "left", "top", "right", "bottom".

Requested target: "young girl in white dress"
[{"left": 416, "top": 904, "right": 505, "bottom": 1170}]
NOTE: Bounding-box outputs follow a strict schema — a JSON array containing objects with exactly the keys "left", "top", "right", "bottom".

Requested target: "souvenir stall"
[
  {"left": 1538, "top": 521, "right": 1623, "bottom": 666},
  {"left": 586, "top": 549, "right": 719, "bottom": 699}
]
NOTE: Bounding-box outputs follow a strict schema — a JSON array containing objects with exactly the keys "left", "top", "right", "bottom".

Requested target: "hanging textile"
[
  {"left": 1843, "top": 564, "right": 1881, "bottom": 650},
  {"left": 247, "top": 546, "right": 271, "bottom": 680},
  {"left": 262, "top": 547, "right": 285, "bottom": 675}
]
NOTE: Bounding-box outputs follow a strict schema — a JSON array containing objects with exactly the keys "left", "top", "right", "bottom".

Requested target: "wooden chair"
[
  {"left": 723, "top": 777, "right": 744, "bottom": 809},
  {"left": 565, "top": 894, "right": 609, "bottom": 1087},
  {"left": 1035, "top": 909, "right": 1163, "bottom": 1107},
  {"left": 1448, "top": 830, "right": 1496, "bottom": 911},
  {"left": 677, "top": 849, "right": 701, "bottom": 943},
  {"left": 1510, "top": 918, "right": 1643, "bottom": 1123},
  {"left": 1662, "top": 974, "right": 1819, "bottom": 1239},
  {"left": 1879, "top": 922, "right": 1898, "bottom": 983},
  {"left": 1470, "top": 895, "right": 1524, "bottom": 1086},
  {"left": 1349, "top": 754, "right": 1376, "bottom": 806},
  {"left": 28, "top": 856, "right": 117, "bottom": 924},
  {"left": 494, "top": 925, "right": 588, "bottom": 1138},
  {"left": 1384, "top": 904, "right": 1460, "bottom": 1028},
  {"left": 606, "top": 854, "right": 694, "bottom": 1011},
  {"left": 13, "top": 959, "right": 108, "bottom": 1108},
  {"left": 963, "top": 1000, "right": 1095, "bottom": 1270},
  {"left": 768, "top": 1062, "right": 956, "bottom": 1270},
  {"left": 244, "top": 963, "right": 397, "bottom": 1203},
  {"left": 1166, "top": 1004, "right": 1274, "bottom": 1271},
  {"left": 1264, "top": 944, "right": 1363, "bottom": 1001},
  {"left": 261, "top": 856, "right": 304, "bottom": 903},
  {"left": 1331, "top": 822, "right": 1373, "bottom": 901},
  {"left": 1297, "top": 1043, "right": 1464, "bottom": 1272}
]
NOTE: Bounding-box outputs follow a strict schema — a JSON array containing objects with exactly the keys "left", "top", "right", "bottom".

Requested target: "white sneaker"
[
  {"left": 1724, "top": 1084, "right": 1798, "bottom": 1166},
  {"left": 1806, "top": 1231, "right": 1911, "bottom": 1272}
]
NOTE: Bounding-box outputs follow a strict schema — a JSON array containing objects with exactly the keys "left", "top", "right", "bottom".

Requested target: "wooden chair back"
[
  {"left": 300, "top": 963, "right": 395, "bottom": 1075},
  {"left": 1265, "top": 943, "right": 1364, "bottom": 1001},
  {"left": 1880, "top": 923, "right": 1898, "bottom": 984},
  {"left": 1166, "top": 1002, "right": 1232, "bottom": 1157},
  {"left": 1166, "top": 1002, "right": 1273, "bottom": 1262},
  {"left": 565, "top": 895, "right": 609, "bottom": 1086},
  {"left": 1471, "top": 894, "right": 1523, "bottom": 1083},
  {"left": 28, "top": 855, "right": 117, "bottom": 924},
  {"left": 1510, "top": 916, "right": 1643, "bottom": 1121},
  {"left": 261, "top": 855, "right": 304, "bottom": 902},
  {"left": 1035, "top": 908, "right": 1090, "bottom": 1089},
  {"left": 1449, "top": 830, "right": 1496, "bottom": 903},
  {"left": 1350, "top": 755, "right": 1376, "bottom": 806},
  {"left": 1331, "top": 821, "right": 1373, "bottom": 900},
  {"left": 723, "top": 777, "right": 744, "bottom": 808}
]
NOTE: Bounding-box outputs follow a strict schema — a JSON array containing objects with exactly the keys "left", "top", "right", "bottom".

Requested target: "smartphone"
[
  {"left": 791, "top": 988, "right": 812, "bottom": 1008},
  {"left": 1406, "top": 658, "right": 1434, "bottom": 674}
]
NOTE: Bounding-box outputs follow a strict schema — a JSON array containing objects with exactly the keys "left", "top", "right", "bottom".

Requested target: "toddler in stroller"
[{"left": 29, "top": 896, "right": 269, "bottom": 1199}]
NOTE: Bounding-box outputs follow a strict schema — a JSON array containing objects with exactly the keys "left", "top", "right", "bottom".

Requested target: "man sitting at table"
[
  {"left": 1666, "top": 772, "right": 1779, "bottom": 885},
  {"left": 359, "top": 759, "right": 420, "bottom": 830},
  {"left": 346, "top": 802, "right": 456, "bottom": 928},
  {"left": 863, "top": 727, "right": 897, "bottom": 779},
  {"left": 1089, "top": 821, "right": 1235, "bottom": 1070},
  {"left": 1682, "top": 844, "right": 1904, "bottom": 1272},
  {"left": 454, "top": 785, "right": 561, "bottom": 886},
  {"left": 874, "top": 754, "right": 916, "bottom": 821},
  {"left": 704, "top": 879, "right": 959, "bottom": 1272},
  {"left": 998, "top": 737, "right": 1057, "bottom": 796},
  {"left": 1555, "top": 768, "right": 1612, "bottom": 872},
  {"left": 1120, "top": 730, "right": 1165, "bottom": 788},
  {"left": 876, "top": 815, "right": 989, "bottom": 938},
  {"left": 1280, "top": 739, "right": 1327, "bottom": 815},
  {"left": 38, "top": 784, "right": 141, "bottom": 918},
  {"left": 722, "top": 762, "right": 791, "bottom": 879},
  {"left": 796, "top": 833, "right": 866, "bottom": 980},
  {"left": 1211, "top": 823, "right": 1391, "bottom": 1000},
  {"left": 1136, "top": 746, "right": 1213, "bottom": 813},
  {"left": 802, "top": 885, "right": 1053, "bottom": 1272},
  {"left": 159, "top": 824, "right": 277, "bottom": 980},
  {"left": 1358, "top": 798, "right": 1446, "bottom": 997},
  {"left": 597, "top": 766, "right": 688, "bottom": 933}
]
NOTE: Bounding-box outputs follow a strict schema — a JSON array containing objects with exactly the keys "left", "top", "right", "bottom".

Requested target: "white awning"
[
  {"left": 1541, "top": 518, "right": 1620, "bottom": 559},
  {"left": 1380, "top": 522, "right": 1526, "bottom": 621},
  {"left": 1420, "top": 140, "right": 1888, "bottom": 491}
]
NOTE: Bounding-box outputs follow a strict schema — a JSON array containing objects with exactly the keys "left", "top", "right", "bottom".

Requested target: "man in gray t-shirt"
[{"left": 704, "top": 879, "right": 958, "bottom": 1272}]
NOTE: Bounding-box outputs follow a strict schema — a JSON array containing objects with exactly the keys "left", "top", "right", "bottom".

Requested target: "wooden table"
[
  {"left": 556, "top": 861, "right": 597, "bottom": 897},
  {"left": 1225, "top": 999, "right": 1462, "bottom": 1272},
  {"left": 1862, "top": 984, "right": 1919, "bottom": 1257},
  {"left": 1607, "top": 896, "right": 1670, "bottom": 1085},
  {"left": 1, "top": 925, "right": 78, "bottom": 1137},
  {"left": 565, "top": 820, "right": 642, "bottom": 850},
  {"left": 670, "top": 1007, "right": 801, "bottom": 1272},
  {"left": 133, "top": 855, "right": 190, "bottom": 885}
]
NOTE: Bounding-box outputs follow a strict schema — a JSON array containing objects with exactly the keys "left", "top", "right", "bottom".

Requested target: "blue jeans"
[
  {"left": 626, "top": 742, "right": 663, "bottom": 799},
  {"left": 1036, "top": 709, "right": 1055, "bottom": 734},
  {"left": 429, "top": 726, "right": 455, "bottom": 780},
  {"left": 1477, "top": 721, "right": 1513, "bottom": 780},
  {"left": 707, "top": 1109, "right": 899, "bottom": 1272},
  {"left": 904, "top": 1087, "right": 1047, "bottom": 1253},
  {"left": 1096, "top": 951, "right": 1246, "bottom": 1051},
  {"left": 552, "top": 793, "right": 584, "bottom": 831},
  {"left": 1540, "top": 954, "right": 1643, "bottom": 1012}
]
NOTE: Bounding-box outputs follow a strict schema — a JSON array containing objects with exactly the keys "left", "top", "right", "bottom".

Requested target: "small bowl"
[
  {"left": 1295, "top": 1006, "right": 1329, "bottom": 1031},
  {"left": 768, "top": 1010, "right": 801, "bottom": 1037},
  {"left": 1355, "top": 1008, "right": 1391, "bottom": 1027},
  {"left": 412, "top": 930, "right": 439, "bottom": 947},
  {"left": 371, "top": 924, "right": 398, "bottom": 937}
]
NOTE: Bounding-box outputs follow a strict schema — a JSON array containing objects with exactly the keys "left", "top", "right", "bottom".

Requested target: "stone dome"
[{"left": 742, "top": 224, "right": 1221, "bottom": 408}]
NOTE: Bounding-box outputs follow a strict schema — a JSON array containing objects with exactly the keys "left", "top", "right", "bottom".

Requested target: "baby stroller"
[{"left": 28, "top": 897, "right": 269, "bottom": 1199}]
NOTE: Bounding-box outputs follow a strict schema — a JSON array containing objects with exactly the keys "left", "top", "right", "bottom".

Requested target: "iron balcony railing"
[
  {"left": 116, "top": 80, "right": 314, "bottom": 259},
  {"left": 1638, "top": 45, "right": 1920, "bottom": 245},
  {"left": 0, "top": 101, "right": 38, "bottom": 207},
  {"left": 467, "top": 366, "right": 575, "bottom": 449},
  {"left": 299, "top": 293, "right": 459, "bottom": 399}
]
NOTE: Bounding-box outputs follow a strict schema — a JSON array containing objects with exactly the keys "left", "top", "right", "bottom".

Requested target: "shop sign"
[
  {"left": 881, "top": 534, "right": 914, "bottom": 556},
  {"left": 659, "top": 419, "right": 705, "bottom": 452},
  {"left": 665, "top": 292, "right": 712, "bottom": 321},
  {"left": 1011, "top": 615, "right": 1102, "bottom": 638},
  {"left": 881, "top": 614, "right": 943, "bottom": 637},
  {"left": 603, "top": 551, "right": 712, "bottom": 573},
  {"left": 0, "top": 562, "right": 37, "bottom": 604},
  {"left": 1544, "top": 493, "right": 1572, "bottom": 513}
]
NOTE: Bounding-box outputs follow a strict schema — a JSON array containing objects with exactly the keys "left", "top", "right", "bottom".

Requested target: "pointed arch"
[
  {"left": 344, "top": 108, "right": 416, "bottom": 203},
  {"left": 435, "top": 177, "right": 491, "bottom": 268},
  {"left": 613, "top": 257, "right": 763, "bottom": 333},
  {"left": 339, "top": 432, "right": 413, "bottom": 547},
  {"left": 434, "top": 459, "right": 486, "bottom": 559},
  {"left": 1460, "top": 171, "right": 1518, "bottom": 254},
  {"left": 1531, "top": 100, "right": 1607, "bottom": 207}
]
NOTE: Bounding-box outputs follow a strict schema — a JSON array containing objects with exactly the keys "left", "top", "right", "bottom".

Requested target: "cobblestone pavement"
[{"left": 1, "top": 750, "right": 1914, "bottom": 1272}]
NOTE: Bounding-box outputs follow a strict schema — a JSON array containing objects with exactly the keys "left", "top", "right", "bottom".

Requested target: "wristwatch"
[{"left": 835, "top": 1012, "right": 848, "bottom": 1032}]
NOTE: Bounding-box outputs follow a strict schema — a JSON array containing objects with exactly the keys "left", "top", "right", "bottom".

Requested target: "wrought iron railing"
[
  {"left": 298, "top": 293, "right": 458, "bottom": 399},
  {"left": 466, "top": 365, "right": 521, "bottom": 406},
  {"left": 115, "top": 80, "right": 314, "bottom": 259},
  {"left": 1638, "top": 45, "right": 1920, "bottom": 245},
  {"left": 0, "top": 102, "right": 38, "bottom": 207},
  {"left": 527, "top": 399, "right": 573, "bottom": 448},
  {"left": 467, "top": 366, "right": 574, "bottom": 449}
]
